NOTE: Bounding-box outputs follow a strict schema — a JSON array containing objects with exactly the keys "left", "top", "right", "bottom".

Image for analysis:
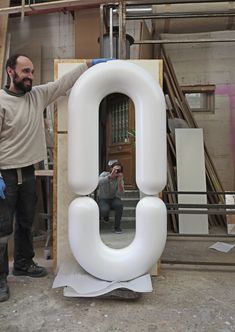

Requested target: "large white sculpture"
[{"left": 68, "top": 60, "right": 167, "bottom": 281}]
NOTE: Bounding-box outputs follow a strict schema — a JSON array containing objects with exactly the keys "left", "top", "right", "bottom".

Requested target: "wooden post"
[{"left": 0, "top": 0, "right": 10, "bottom": 87}]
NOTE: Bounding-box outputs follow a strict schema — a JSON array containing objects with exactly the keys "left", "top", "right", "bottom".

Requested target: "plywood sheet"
[
  {"left": 176, "top": 128, "right": 208, "bottom": 234},
  {"left": 75, "top": 9, "right": 100, "bottom": 59},
  {"left": 128, "top": 59, "right": 162, "bottom": 86},
  {"left": 139, "top": 21, "right": 153, "bottom": 60},
  {"left": 57, "top": 61, "right": 84, "bottom": 132}
]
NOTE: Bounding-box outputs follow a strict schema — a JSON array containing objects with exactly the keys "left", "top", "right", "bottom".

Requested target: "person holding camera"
[{"left": 98, "top": 161, "right": 124, "bottom": 233}]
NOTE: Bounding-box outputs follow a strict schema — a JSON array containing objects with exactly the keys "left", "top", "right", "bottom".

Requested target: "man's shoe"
[
  {"left": 0, "top": 276, "right": 9, "bottom": 302},
  {"left": 13, "top": 261, "right": 47, "bottom": 278},
  {"left": 114, "top": 227, "right": 123, "bottom": 234}
]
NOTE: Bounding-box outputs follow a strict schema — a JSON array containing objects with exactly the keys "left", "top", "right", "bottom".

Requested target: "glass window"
[
  {"left": 111, "top": 97, "right": 129, "bottom": 144},
  {"left": 181, "top": 85, "right": 215, "bottom": 113}
]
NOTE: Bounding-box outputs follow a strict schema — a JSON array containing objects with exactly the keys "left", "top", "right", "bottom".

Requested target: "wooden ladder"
[{"left": 161, "top": 46, "right": 226, "bottom": 232}]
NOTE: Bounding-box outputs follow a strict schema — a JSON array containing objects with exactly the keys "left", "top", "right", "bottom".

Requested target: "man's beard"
[{"left": 13, "top": 72, "right": 32, "bottom": 93}]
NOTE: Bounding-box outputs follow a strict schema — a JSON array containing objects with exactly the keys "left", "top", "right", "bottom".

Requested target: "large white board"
[{"left": 176, "top": 128, "right": 208, "bottom": 234}]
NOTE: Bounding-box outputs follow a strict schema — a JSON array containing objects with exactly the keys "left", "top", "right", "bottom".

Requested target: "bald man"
[{"left": 0, "top": 54, "right": 110, "bottom": 302}]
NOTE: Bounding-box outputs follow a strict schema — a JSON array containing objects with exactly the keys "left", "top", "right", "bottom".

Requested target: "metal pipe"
[
  {"left": 118, "top": 2, "right": 122, "bottom": 59},
  {"left": 167, "top": 210, "right": 235, "bottom": 214},
  {"left": 0, "top": 0, "right": 105, "bottom": 16},
  {"left": 134, "top": 38, "right": 235, "bottom": 44},
  {"left": 125, "top": 0, "right": 231, "bottom": 5},
  {"left": 126, "top": 11, "right": 235, "bottom": 20},
  {"left": 109, "top": 6, "right": 113, "bottom": 58},
  {"left": 166, "top": 203, "right": 235, "bottom": 209},
  {"left": 122, "top": 2, "right": 127, "bottom": 59},
  {"left": 167, "top": 233, "right": 235, "bottom": 237},
  {"left": 118, "top": 1, "right": 127, "bottom": 59},
  {"left": 163, "top": 191, "right": 235, "bottom": 194},
  {"left": 0, "top": 0, "right": 232, "bottom": 16},
  {"left": 161, "top": 260, "right": 235, "bottom": 266},
  {"left": 21, "top": 0, "right": 25, "bottom": 22},
  {"left": 99, "top": 4, "right": 104, "bottom": 57},
  {"left": 126, "top": 7, "right": 152, "bottom": 12},
  {"left": 0, "top": 1, "right": 232, "bottom": 17},
  {"left": 113, "top": 7, "right": 153, "bottom": 14}
]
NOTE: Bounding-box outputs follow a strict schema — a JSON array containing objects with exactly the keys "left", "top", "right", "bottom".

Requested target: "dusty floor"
[{"left": 1, "top": 230, "right": 235, "bottom": 332}]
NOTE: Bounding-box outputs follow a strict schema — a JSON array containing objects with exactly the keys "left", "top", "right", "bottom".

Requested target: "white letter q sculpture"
[{"left": 68, "top": 60, "right": 167, "bottom": 281}]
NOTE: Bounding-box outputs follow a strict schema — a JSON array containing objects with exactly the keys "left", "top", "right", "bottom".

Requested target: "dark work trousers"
[
  {"left": 98, "top": 197, "right": 123, "bottom": 229},
  {"left": 0, "top": 165, "right": 37, "bottom": 276}
]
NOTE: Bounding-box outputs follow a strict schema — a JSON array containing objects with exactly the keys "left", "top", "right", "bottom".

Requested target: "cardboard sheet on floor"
[
  {"left": 209, "top": 242, "right": 235, "bottom": 253},
  {"left": 52, "top": 261, "right": 153, "bottom": 297}
]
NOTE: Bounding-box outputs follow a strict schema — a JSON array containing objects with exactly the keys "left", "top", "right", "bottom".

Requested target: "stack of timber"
[{"left": 160, "top": 47, "right": 226, "bottom": 232}]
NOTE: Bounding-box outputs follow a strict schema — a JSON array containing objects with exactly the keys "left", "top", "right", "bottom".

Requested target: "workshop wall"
[{"left": 161, "top": 30, "right": 235, "bottom": 190}]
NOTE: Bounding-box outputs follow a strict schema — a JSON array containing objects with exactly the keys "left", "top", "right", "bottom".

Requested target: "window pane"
[
  {"left": 111, "top": 98, "right": 129, "bottom": 143},
  {"left": 185, "top": 93, "right": 207, "bottom": 110},
  {"left": 182, "top": 85, "right": 215, "bottom": 113}
]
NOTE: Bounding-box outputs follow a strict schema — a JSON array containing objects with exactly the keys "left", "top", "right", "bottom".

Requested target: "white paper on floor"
[
  {"left": 209, "top": 242, "right": 235, "bottom": 253},
  {"left": 52, "top": 261, "right": 153, "bottom": 297}
]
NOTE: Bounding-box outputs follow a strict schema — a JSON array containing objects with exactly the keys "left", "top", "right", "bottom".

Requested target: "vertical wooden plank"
[
  {"left": 52, "top": 107, "right": 58, "bottom": 270},
  {"left": 53, "top": 60, "right": 59, "bottom": 270},
  {"left": 74, "top": 9, "right": 100, "bottom": 59},
  {"left": 54, "top": 60, "right": 83, "bottom": 268},
  {"left": 0, "top": 0, "right": 10, "bottom": 87},
  {"left": 139, "top": 21, "right": 153, "bottom": 60}
]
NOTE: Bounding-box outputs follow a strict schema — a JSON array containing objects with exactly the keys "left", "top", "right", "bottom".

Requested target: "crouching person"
[{"left": 98, "top": 161, "right": 124, "bottom": 234}]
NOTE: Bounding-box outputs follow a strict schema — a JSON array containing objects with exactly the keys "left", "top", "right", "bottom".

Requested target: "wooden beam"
[
  {"left": 0, "top": 0, "right": 10, "bottom": 87},
  {"left": 0, "top": 0, "right": 104, "bottom": 16}
]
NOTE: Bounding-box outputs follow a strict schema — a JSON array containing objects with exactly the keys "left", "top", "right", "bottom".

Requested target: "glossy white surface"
[
  {"left": 67, "top": 60, "right": 167, "bottom": 281},
  {"left": 68, "top": 60, "right": 166, "bottom": 195},
  {"left": 69, "top": 196, "right": 167, "bottom": 281}
]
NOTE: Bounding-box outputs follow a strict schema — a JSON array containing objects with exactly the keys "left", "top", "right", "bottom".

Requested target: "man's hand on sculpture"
[
  {"left": 0, "top": 177, "right": 6, "bottom": 199},
  {"left": 91, "top": 58, "right": 114, "bottom": 66}
]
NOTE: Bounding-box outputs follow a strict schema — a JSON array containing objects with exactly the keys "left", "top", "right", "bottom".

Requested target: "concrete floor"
[{"left": 1, "top": 229, "right": 235, "bottom": 332}]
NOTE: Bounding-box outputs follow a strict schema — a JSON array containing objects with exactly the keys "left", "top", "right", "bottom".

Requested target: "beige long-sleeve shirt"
[
  {"left": 98, "top": 171, "right": 124, "bottom": 199},
  {"left": 0, "top": 63, "right": 88, "bottom": 169}
]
